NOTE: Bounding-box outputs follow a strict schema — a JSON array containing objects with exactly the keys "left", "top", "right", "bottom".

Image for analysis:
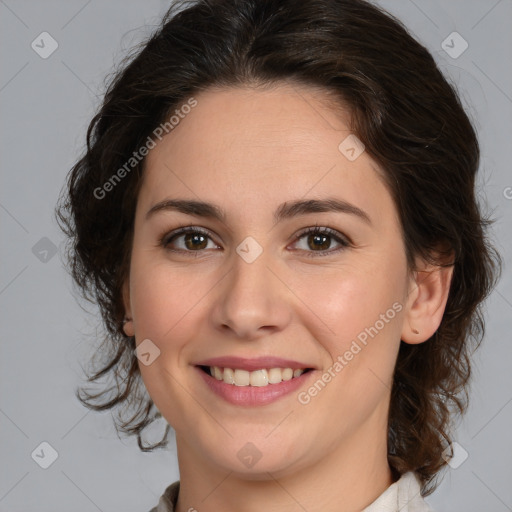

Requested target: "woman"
[{"left": 56, "top": 0, "right": 500, "bottom": 510}]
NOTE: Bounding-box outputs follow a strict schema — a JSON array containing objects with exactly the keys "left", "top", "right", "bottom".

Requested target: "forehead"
[{"left": 139, "top": 83, "right": 395, "bottom": 228}]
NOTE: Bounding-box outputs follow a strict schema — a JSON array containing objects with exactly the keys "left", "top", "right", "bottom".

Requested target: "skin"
[{"left": 122, "top": 81, "right": 453, "bottom": 512}]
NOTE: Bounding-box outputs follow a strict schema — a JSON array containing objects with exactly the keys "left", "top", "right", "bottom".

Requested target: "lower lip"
[{"left": 196, "top": 367, "right": 313, "bottom": 406}]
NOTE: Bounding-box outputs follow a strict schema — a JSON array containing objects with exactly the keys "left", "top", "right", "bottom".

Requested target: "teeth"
[
  {"left": 234, "top": 369, "right": 250, "bottom": 386},
  {"left": 223, "top": 367, "right": 235, "bottom": 384},
  {"left": 282, "top": 368, "right": 293, "bottom": 381},
  {"left": 250, "top": 369, "right": 268, "bottom": 387},
  {"left": 210, "top": 366, "right": 305, "bottom": 387},
  {"left": 268, "top": 368, "right": 282, "bottom": 384}
]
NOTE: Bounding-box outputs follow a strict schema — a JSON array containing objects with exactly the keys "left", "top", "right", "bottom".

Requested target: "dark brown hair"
[{"left": 56, "top": 0, "right": 500, "bottom": 495}]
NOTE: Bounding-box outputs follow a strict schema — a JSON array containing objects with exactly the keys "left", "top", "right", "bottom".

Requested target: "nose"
[{"left": 210, "top": 243, "right": 292, "bottom": 341}]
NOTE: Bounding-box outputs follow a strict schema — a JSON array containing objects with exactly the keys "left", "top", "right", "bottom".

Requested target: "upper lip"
[{"left": 194, "top": 356, "right": 314, "bottom": 371}]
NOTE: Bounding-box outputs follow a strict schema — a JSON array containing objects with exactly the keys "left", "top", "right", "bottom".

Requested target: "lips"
[{"left": 194, "top": 356, "right": 315, "bottom": 405}]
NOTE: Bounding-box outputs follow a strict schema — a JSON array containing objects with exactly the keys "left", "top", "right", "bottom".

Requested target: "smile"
[
  {"left": 200, "top": 366, "right": 310, "bottom": 387},
  {"left": 194, "top": 357, "right": 316, "bottom": 406}
]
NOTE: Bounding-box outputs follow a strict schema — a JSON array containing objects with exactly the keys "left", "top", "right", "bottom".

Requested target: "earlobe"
[
  {"left": 401, "top": 260, "right": 454, "bottom": 345},
  {"left": 123, "top": 317, "right": 134, "bottom": 337}
]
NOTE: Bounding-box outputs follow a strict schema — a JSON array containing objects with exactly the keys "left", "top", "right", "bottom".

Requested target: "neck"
[{"left": 174, "top": 410, "right": 394, "bottom": 512}]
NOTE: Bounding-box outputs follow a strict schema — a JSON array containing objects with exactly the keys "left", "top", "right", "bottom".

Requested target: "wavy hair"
[{"left": 56, "top": 0, "right": 501, "bottom": 495}]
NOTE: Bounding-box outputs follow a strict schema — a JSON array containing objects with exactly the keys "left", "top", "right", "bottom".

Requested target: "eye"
[
  {"left": 160, "top": 227, "right": 220, "bottom": 254},
  {"left": 289, "top": 226, "right": 351, "bottom": 257},
  {"left": 159, "top": 225, "right": 351, "bottom": 257}
]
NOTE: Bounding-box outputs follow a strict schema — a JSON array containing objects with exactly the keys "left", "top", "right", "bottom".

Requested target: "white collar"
[
  {"left": 362, "top": 471, "right": 434, "bottom": 512},
  {"left": 154, "top": 471, "right": 434, "bottom": 512}
]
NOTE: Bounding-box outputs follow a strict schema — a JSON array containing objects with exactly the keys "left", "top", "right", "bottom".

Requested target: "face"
[{"left": 123, "top": 82, "right": 416, "bottom": 478}]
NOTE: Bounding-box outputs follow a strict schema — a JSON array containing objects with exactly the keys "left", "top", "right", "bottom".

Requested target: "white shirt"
[
  {"left": 363, "top": 471, "right": 434, "bottom": 511},
  {"left": 150, "top": 470, "right": 434, "bottom": 512}
]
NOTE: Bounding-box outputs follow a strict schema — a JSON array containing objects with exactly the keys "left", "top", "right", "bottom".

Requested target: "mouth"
[
  {"left": 193, "top": 356, "right": 316, "bottom": 406},
  {"left": 198, "top": 365, "right": 314, "bottom": 387}
]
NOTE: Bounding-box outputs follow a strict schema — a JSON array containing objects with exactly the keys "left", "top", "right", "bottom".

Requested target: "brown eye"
[
  {"left": 291, "top": 227, "right": 350, "bottom": 257},
  {"left": 182, "top": 232, "right": 208, "bottom": 250},
  {"left": 306, "top": 232, "right": 331, "bottom": 251},
  {"left": 161, "top": 227, "right": 219, "bottom": 253}
]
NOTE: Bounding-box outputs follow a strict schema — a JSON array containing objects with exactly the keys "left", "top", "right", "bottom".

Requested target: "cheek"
[
  {"left": 299, "top": 267, "right": 405, "bottom": 419},
  {"left": 295, "top": 252, "right": 407, "bottom": 413},
  {"left": 297, "top": 262, "right": 405, "bottom": 348},
  {"left": 128, "top": 256, "right": 213, "bottom": 422},
  {"left": 129, "top": 255, "right": 210, "bottom": 342}
]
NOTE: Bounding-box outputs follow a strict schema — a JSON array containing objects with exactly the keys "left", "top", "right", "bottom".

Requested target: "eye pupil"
[
  {"left": 309, "top": 234, "right": 330, "bottom": 250},
  {"left": 185, "top": 233, "right": 207, "bottom": 250}
]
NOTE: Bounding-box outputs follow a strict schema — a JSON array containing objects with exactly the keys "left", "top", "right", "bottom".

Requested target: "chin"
[{"left": 198, "top": 433, "right": 311, "bottom": 479}]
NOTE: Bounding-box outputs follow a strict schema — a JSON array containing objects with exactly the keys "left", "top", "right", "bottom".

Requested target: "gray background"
[{"left": 0, "top": 0, "right": 511, "bottom": 511}]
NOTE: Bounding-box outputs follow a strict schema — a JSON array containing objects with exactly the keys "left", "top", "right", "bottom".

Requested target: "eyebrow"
[{"left": 146, "top": 197, "right": 372, "bottom": 226}]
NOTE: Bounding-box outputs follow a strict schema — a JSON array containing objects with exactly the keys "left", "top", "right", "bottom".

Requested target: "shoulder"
[
  {"left": 363, "top": 471, "right": 435, "bottom": 512},
  {"left": 150, "top": 475, "right": 436, "bottom": 512},
  {"left": 148, "top": 481, "right": 180, "bottom": 512},
  {"left": 397, "top": 472, "right": 436, "bottom": 512}
]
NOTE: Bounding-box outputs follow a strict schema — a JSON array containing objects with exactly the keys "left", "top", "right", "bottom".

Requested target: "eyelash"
[{"left": 158, "top": 224, "right": 351, "bottom": 258}]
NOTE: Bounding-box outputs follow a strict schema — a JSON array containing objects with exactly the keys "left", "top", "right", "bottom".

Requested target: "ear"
[
  {"left": 401, "top": 256, "right": 454, "bottom": 345},
  {"left": 122, "top": 279, "right": 134, "bottom": 337}
]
